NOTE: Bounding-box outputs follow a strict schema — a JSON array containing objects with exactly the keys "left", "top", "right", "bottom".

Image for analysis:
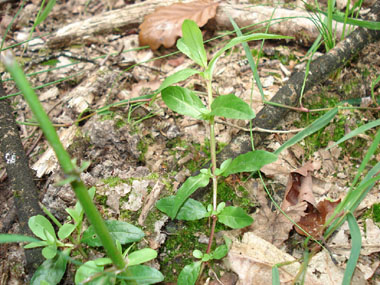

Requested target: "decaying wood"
[
  {"left": 47, "top": 0, "right": 343, "bottom": 49},
  {"left": 0, "top": 82, "right": 44, "bottom": 277}
]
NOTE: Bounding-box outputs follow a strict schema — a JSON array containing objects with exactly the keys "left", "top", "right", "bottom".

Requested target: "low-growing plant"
[
  {"left": 153, "top": 19, "right": 291, "bottom": 283},
  {"left": 0, "top": 52, "right": 164, "bottom": 284},
  {"left": 24, "top": 187, "right": 163, "bottom": 284}
]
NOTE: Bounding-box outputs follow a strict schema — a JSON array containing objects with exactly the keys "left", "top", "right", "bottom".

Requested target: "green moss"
[
  {"left": 95, "top": 194, "right": 107, "bottom": 206},
  {"left": 102, "top": 176, "right": 125, "bottom": 187},
  {"left": 160, "top": 220, "right": 208, "bottom": 282}
]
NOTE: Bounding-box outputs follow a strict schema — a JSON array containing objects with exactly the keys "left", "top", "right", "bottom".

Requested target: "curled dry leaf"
[
  {"left": 139, "top": 0, "right": 219, "bottom": 50},
  {"left": 281, "top": 162, "right": 340, "bottom": 239}
]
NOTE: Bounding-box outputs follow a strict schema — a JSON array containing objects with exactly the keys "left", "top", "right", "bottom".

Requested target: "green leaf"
[
  {"left": 218, "top": 206, "right": 253, "bottom": 229},
  {"left": 212, "top": 245, "right": 228, "bottom": 260},
  {"left": 178, "top": 20, "right": 207, "bottom": 67},
  {"left": 34, "top": 0, "right": 56, "bottom": 27},
  {"left": 210, "top": 94, "right": 255, "bottom": 120},
  {"left": 193, "top": 249, "right": 203, "bottom": 259},
  {"left": 158, "top": 69, "right": 200, "bottom": 93},
  {"left": 155, "top": 196, "right": 176, "bottom": 218},
  {"left": 0, "top": 234, "right": 40, "bottom": 244},
  {"left": 127, "top": 248, "right": 157, "bottom": 266},
  {"left": 223, "top": 150, "right": 277, "bottom": 176},
  {"left": 343, "top": 213, "right": 361, "bottom": 284},
  {"left": 216, "top": 202, "right": 226, "bottom": 214},
  {"left": 42, "top": 244, "right": 57, "bottom": 259},
  {"left": 75, "top": 260, "right": 113, "bottom": 285},
  {"left": 177, "top": 261, "right": 202, "bottom": 285},
  {"left": 327, "top": 119, "right": 380, "bottom": 150},
  {"left": 272, "top": 266, "right": 280, "bottom": 285},
  {"left": 67, "top": 187, "right": 95, "bottom": 225},
  {"left": 125, "top": 265, "right": 164, "bottom": 284},
  {"left": 24, "top": 241, "right": 48, "bottom": 249},
  {"left": 28, "top": 215, "right": 57, "bottom": 241},
  {"left": 176, "top": 198, "right": 207, "bottom": 221},
  {"left": 162, "top": 86, "right": 206, "bottom": 120},
  {"left": 66, "top": 208, "right": 80, "bottom": 225},
  {"left": 156, "top": 173, "right": 210, "bottom": 219},
  {"left": 215, "top": 159, "right": 232, "bottom": 176},
  {"left": 274, "top": 108, "right": 338, "bottom": 155},
  {"left": 31, "top": 249, "right": 70, "bottom": 285},
  {"left": 319, "top": 10, "right": 380, "bottom": 30},
  {"left": 81, "top": 220, "right": 144, "bottom": 247},
  {"left": 58, "top": 223, "right": 76, "bottom": 240},
  {"left": 201, "top": 254, "right": 211, "bottom": 262}
]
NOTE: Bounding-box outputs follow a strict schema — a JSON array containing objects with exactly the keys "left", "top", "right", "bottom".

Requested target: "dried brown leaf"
[
  {"left": 281, "top": 162, "right": 340, "bottom": 238},
  {"left": 139, "top": 0, "right": 219, "bottom": 50},
  {"left": 250, "top": 183, "right": 307, "bottom": 247}
]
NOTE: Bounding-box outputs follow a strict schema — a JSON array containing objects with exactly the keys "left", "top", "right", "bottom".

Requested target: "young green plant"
[
  {"left": 155, "top": 19, "right": 290, "bottom": 283},
  {"left": 0, "top": 51, "right": 163, "bottom": 284}
]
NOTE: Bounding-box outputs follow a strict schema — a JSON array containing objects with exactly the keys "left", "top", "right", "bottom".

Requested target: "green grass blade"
[
  {"left": 343, "top": 213, "right": 361, "bottom": 284},
  {"left": 274, "top": 108, "right": 338, "bottom": 155},
  {"left": 34, "top": 0, "right": 56, "bottom": 27},
  {"left": 0, "top": 234, "right": 40, "bottom": 244},
  {"left": 272, "top": 266, "right": 280, "bottom": 285},
  {"left": 1, "top": 0, "right": 27, "bottom": 50},
  {"left": 229, "top": 16, "right": 265, "bottom": 102},
  {"left": 327, "top": 119, "right": 380, "bottom": 150},
  {"left": 349, "top": 128, "right": 380, "bottom": 189}
]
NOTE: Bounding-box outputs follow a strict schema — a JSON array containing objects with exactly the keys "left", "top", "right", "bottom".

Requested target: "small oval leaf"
[
  {"left": 210, "top": 94, "right": 255, "bottom": 120},
  {"left": 223, "top": 150, "right": 277, "bottom": 176},
  {"left": 218, "top": 206, "right": 253, "bottom": 229},
  {"left": 81, "top": 220, "right": 144, "bottom": 247},
  {"left": 162, "top": 86, "right": 206, "bottom": 120}
]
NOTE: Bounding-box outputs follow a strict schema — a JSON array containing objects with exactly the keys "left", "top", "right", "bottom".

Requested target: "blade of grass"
[
  {"left": 272, "top": 266, "right": 280, "bottom": 285},
  {"left": 0, "top": 234, "right": 40, "bottom": 244},
  {"left": 348, "top": 128, "right": 380, "bottom": 190},
  {"left": 1, "top": 0, "right": 27, "bottom": 50},
  {"left": 343, "top": 212, "right": 361, "bottom": 284},
  {"left": 327, "top": 119, "right": 380, "bottom": 150},
  {"left": 274, "top": 107, "right": 338, "bottom": 155},
  {"left": 228, "top": 16, "right": 265, "bottom": 103}
]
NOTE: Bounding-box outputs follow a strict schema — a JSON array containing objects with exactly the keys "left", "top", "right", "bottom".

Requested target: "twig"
[{"left": 215, "top": 119, "right": 304, "bottom": 133}]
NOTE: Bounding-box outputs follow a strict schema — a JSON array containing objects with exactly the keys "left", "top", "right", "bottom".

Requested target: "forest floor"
[{"left": 0, "top": 0, "right": 380, "bottom": 284}]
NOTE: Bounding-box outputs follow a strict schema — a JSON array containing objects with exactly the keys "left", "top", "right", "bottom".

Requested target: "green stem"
[
  {"left": 2, "top": 51, "right": 133, "bottom": 278},
  {"left": 206, "top": 80, "right": 218, "bottom": 212}
]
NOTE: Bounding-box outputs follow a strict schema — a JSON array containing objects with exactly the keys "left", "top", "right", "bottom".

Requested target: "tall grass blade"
[
  {"left": 229, "top": 16, "right": 265, "bottom": 101},
  {"left": 274, "top": 108, "right": 338, "bottom": 155},
  {"left": 327, "top": 119, "right": 380, "bottom": 150},
  {"left": 272, "top": 266, "right": 280, "bottom": 285},
  {"left": 349, "top": 128, "right": 380, "bottom": 189},
  {"left": 343, "top": 212, "right": 361, "bottom": 284}
]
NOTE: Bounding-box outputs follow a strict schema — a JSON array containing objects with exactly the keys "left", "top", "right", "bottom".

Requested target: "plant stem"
[
  {"left": 206, "top": 78, "right": 218, "bottom": 253},
  {"left": 2, "top": 51, "right": 135, "bottom": 281}
]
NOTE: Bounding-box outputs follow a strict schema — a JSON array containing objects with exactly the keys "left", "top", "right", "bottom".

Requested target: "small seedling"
[
  {"left": 155, "top": 19, "right": 290, "bottom": 283},
  {"left": 22, "top": 186, "right": 163, "bottom": 284}
]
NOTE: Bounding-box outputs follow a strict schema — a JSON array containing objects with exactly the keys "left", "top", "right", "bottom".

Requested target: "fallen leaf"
[
  {"left": 139, "top": 0, "right": 219, "bottom": 50},
  {"left": 250, "top": 183, "right": 307, "bottom": 247},
  {"left": 281, "top": 162, "right": 340, "bottom": 239},
  {"left": 227, "top": 232, "right": 323, "bottom": 284}
]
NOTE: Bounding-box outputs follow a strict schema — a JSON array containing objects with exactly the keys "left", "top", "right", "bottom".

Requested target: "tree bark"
[{"left": 0, "top": 81, "right": 44, "bottom": 278}]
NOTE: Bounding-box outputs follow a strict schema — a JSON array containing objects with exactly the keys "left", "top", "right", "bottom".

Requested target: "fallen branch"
[
  {"left": 0, "top": 81, "right": 44, "bottom": 278},
  {"left": 216, "top": 1, "right": 380, "bottom": 164},
  {"left": 46, "top": 0, "right": 342, "bottom": 49}
]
